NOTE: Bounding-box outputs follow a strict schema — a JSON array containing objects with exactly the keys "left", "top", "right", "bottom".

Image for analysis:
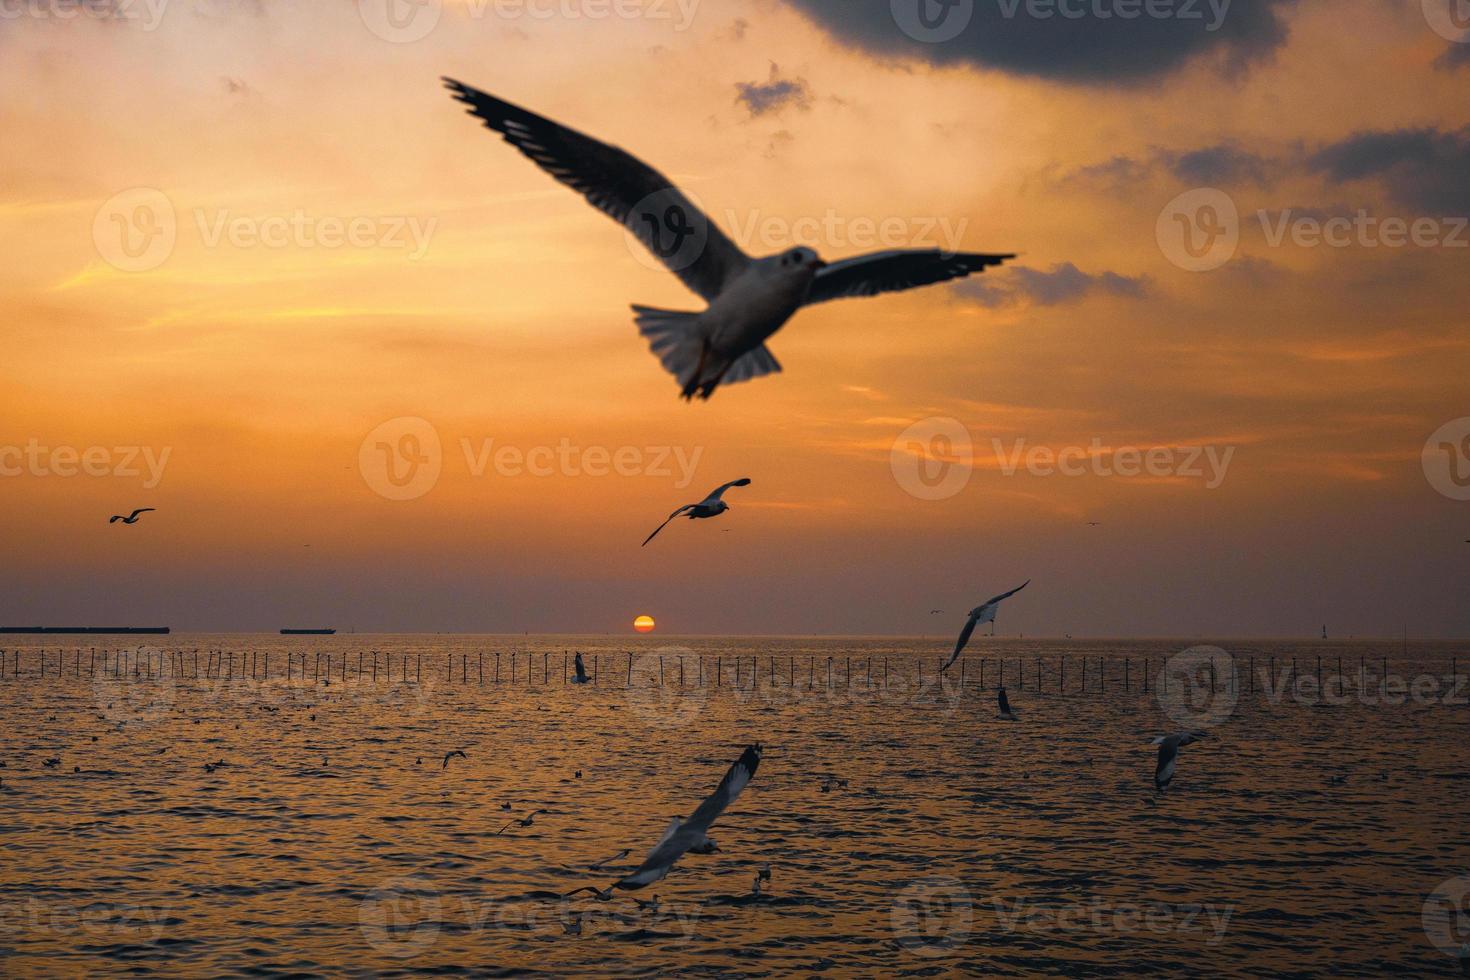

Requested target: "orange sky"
[{"left": 1, "top": 0, "right": 1466, "bottom": 636}]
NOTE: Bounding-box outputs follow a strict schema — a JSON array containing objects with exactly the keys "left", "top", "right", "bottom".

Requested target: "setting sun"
[{"left": 633, "top": 615, "right": 656, "bottom": 633}]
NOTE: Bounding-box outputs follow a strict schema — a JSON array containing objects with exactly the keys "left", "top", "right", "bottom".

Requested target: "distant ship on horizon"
[{"left": 280, "top": 628, "right": 337, "bottom": 635}]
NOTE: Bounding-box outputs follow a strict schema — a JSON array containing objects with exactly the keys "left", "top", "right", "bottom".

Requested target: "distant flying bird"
[
  {"left": 109, "top": 508, "right": 155, "bottom": 525},
  {"left": 929, "top": 609, "right": 943, "bottom": 615},
  {"left": 571, "top": 652, "right": 591, "bottom": 684},
  {"left": 641, "top": 478, "right": 751, "bottom": 546},
  {"left": 567, "top": 744, "right": 761, "bottom": 897},
  {"left": 497, "top": 809, "right": 548, "bottom": 835},
  {"left": 1087, "top": 522, "right": 1101, "bottom": 527},
  {"left": 997, "top": 687, "right": 1017, "bottom": 721},
  {"left": 1152, "top": 731, "right": 1208, "bottom": 793},
  {"left": 443, "top": 79, "right": 1014, "bottom": 401},
  {"left": 939, "top": 581, "right": 1031, "bottom": 673},
  {"left": 442, "top": 750, "right": 467, "bottom": 769}
]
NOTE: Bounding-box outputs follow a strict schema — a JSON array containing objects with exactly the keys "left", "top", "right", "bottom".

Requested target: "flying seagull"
[
  {"left": 1152, "top": 731, "right": 1208, "bottom": 793},
  {"left": 566, "top": 743, "right": 761, "bottom": 897},
  {"left": 997, "top": 687, "right": 1017, "bottom": 721},
  {"left": 442, "top": 750, "right": 467, "bottom": 769},
  {"left": 109, "top": 508, "right": 155, "bottom": 525},
  {"left": 497, "top": 809, "right": 548, "bottom": 835},
  {"left": 939, "top": 581, "right": 1030, "bottom": 672},
  {"left": 571, "top": 652, "right": 591, "bottom": 684},
  {"left": 443, "top": 79, "right": 1015, "bottom": 400},
  {"left": 641, "top": 478, "right": 751, "bottom": 546}
]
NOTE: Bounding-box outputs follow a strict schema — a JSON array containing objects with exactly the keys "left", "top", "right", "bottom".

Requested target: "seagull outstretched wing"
[
  {"left": 700, "top": 477, "right": 751, "bottom": 506},
  {"left": 940, "top": 614, "right": 980, "bottom": 673},
  {"left": 803, "top": 249, "right": 1013, "bottom": 306},
  {"left": 641, "top": 504, "right": 696, "bottom": 547},
  {"left": 443, "top": 78, "right": 750, "bottom": 302},
  {"left": 981, "top": 580, "right": 1030, "bottom": 607},
  {"left": 611, "top": 744, "right": 762, "bottom": 891}
]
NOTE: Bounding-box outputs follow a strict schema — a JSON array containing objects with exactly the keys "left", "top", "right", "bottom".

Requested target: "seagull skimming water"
[
  {"left": 443, "top": 79, "right": 1015, "bottom": 400},
  {"left": 1152, "top": 731, "right": 1208, "bottom": 793},
  {"left": 566, "top": 743, "right": 761, "bottom": 897}
]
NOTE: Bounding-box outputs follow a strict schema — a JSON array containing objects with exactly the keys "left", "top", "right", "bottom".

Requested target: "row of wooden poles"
[{"left": 0, "top": 649, "right": 1456, "bottom": 696}]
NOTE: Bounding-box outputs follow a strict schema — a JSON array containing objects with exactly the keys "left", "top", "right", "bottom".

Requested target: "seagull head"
[{"left": 768, "top": 246, "right": 825, "bottom": 277}]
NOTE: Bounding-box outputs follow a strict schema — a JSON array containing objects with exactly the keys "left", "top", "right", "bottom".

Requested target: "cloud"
[
  {"left": 1164, "top": 142, "right": 1274, "bottom": 187},
  {"left": 734, "top": 63, "right": 813, "bottom": 117},
  {"left": 954, "top": 262, "right": 1149, "bottom": 307},
  {"left": 784, "top": 0, "right": 1295, "bottom": 85},
  {"left": 1307, "top": 126, "right": 1470, "bottom": 216}
]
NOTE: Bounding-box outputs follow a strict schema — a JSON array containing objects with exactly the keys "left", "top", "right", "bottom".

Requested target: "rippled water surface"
[{"left": 1, "top": 634, "right": 1466, "bottom": 977}]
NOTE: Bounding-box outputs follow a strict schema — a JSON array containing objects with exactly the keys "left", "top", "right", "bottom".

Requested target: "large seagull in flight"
[{"left": 443, "top": 79, "right": 1015, "bottom": 400}]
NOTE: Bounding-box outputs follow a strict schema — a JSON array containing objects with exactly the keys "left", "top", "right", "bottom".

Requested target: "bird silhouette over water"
[
  {"left": 997, "top": 687, "right": 1017, "bottom": 721},
  {"left": 497, "top": 809, "right": 548, "bottom": 835},
  {"left": 109, "top": 508, "right": 155, "bottom": 525},
  {"left": 566, "top": 744, "right": 762, "bottom": 899},
  {"left": 642, "top": 479, "right": 751, "bottom": 546},
  {"left": 1152, "top": 731, "right": 1208, "bottom": 793},
  {"left": 571, "top": 652, "right": 591, "bottom": 685},
  {"left": 443, "top": 79, "right": 1014, "bottom": 400},
  {"left": 442, "top": 750, "right": 467, "bottom": 769},
  {"left": 940, "top": 581, "right": 1031, "bottom": 673}
]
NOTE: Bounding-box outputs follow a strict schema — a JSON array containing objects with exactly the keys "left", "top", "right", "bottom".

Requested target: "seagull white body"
[
  {"left": 997, "top": 687, "right": 1017, "bottom": 721},
  {"left": 1152, "top": 731, "right": 1207, "bottom": 793},
  {"left": 568, "top": 744, "right": 761, "bottom": 897},
  {"left": 642, "top": 478, "right": 751, "bottom": 546},
  {"left": 939, "top": 580, "right": 1030, "bottom": 673},
  {"left": 444, "top": 79, "right": 1014, "bottom": 400}
]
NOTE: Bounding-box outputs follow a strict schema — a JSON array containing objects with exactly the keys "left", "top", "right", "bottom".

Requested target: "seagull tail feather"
[{"left": 633, "top": 304, "right": 705, "bottom": 392}]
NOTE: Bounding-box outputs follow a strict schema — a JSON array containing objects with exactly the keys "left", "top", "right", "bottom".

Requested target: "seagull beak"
[{"left": 811, "top": 257, "right": 827, "bottom": 270}]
